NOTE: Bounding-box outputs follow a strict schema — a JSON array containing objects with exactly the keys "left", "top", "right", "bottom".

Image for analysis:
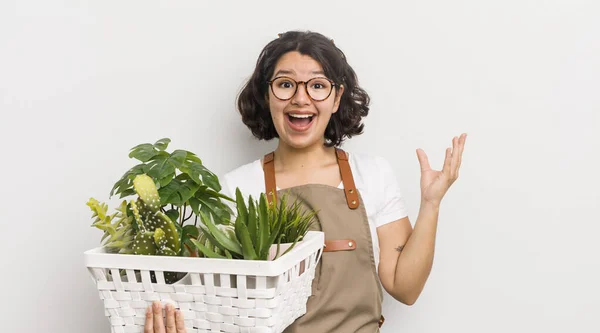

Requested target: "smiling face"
[{"left": 267, "top": 51, "right": 344, "bottom": 150}]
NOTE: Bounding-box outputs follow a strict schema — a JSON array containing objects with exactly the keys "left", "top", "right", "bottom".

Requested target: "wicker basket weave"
[{"left": 84, "top": 231, "right": 324, "bottom": 333}]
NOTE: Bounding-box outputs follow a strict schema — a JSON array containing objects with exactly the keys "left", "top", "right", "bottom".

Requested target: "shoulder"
[{"left": 347, "top": 151, "right": 395, "bottom": 186}]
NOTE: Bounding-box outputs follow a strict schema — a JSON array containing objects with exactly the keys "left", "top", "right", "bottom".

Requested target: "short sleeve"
[
  {"left": 219, "top": 173, "right": 237, "bottom": 216},
  {"left": 374, "top": 156, "right": 409, "bottom": 227}
]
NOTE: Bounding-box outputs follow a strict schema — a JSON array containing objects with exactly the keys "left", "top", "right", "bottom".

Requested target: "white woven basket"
[{"left": 84, "top": 231, "right": 324, "bottom": 333}]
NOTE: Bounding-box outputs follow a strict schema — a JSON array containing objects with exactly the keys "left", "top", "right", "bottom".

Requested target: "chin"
[{"left": 280, "top": 135, "right": 322, "bottom": 150}]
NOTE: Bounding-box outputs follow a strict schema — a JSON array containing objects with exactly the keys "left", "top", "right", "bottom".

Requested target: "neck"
[{"left": 273, "top": 140, "right": 336, "bottom": 172}]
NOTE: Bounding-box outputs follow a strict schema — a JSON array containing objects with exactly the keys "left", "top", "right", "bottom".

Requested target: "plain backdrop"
[{"left": 1, "top": 0, "right": 599, "bottom": 332}]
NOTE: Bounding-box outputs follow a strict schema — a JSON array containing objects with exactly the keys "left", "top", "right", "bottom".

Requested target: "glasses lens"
[
  {"left": 306, "top": 78, "right": 332, "bottom": 101},
  {"left": 272, "top": 77, "right": 297, "bottom": 100}
]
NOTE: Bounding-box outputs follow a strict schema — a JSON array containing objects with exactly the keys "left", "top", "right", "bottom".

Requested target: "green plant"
[
  {"left": 88, "top": 173, "right": 189, "bottom": 283},
  {"left": 273, "top": 195, "right": 317, "bottom": 244},
  {"left": 86, "top": 199, "right": 136, "bottom": 254},
  {"left": 110, "top": 138, "right": 234, "bottom": 230},
  {"left": 129, "top": 174, "right": 180, "bottom": 256},
  {"left": 192, "top": 188, "right": 316, "bottom": 260},
  {"left": 88, "top": 138, "right": 235, "bottom": 258}
]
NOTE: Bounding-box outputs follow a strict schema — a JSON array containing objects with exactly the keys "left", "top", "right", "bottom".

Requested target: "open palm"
[{"left": 416, "top": 134, "right": 467, "bottom": 205}]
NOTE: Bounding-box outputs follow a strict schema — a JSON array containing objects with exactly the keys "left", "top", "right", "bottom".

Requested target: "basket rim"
[{"left": 84, "top": 231, "right": 324, "bottom": 276}]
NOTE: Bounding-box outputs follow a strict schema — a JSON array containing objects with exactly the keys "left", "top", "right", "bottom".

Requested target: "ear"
[{"left": 332, "top": 84, "right": 345, "bottom": 114}]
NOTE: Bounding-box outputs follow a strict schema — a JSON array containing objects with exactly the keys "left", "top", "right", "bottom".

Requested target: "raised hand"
[{"left": 416, "top": 133, "right": 467, "bottom": 206}]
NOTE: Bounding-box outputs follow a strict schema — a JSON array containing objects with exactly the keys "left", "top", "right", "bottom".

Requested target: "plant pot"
[
  {"left": 268, "top": 242, "right": 308, "bottom": 275},
  {"left": 268, "top": 242, "right": 294, "bottom": 261}
]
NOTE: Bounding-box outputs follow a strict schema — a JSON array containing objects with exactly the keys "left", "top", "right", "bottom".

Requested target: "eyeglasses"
[{"left": 267, "top": 76, "right": 337, "bottom": 101}]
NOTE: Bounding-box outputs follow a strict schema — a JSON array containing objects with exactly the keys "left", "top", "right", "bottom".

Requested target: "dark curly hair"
[{"left": 236, "top": 31, "right": 370, "bottom": 147}]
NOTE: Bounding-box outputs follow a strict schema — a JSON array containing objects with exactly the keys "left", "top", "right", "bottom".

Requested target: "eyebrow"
[{"left": 273, "top": 69, "right": 326, "bottom": 77}]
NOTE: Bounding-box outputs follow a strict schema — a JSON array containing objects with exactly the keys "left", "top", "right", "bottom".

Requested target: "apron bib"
[{"left": 263, "top": 149, "right": 385, "bottom": 333}]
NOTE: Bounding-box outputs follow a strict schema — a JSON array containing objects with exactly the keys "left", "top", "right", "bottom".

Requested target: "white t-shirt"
[{"left": 220, "top": 152, "right": 409, "bottom": 270}]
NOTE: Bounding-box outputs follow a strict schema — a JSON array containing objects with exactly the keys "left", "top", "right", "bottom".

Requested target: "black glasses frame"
[{"left": 266, "top": 76, "right": 337, "bottom": 101}]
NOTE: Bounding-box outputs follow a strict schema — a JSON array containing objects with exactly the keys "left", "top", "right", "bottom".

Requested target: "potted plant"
[
  {"left": 84, "top": 138, "right": 325, "bottom": 333},
  {"left": 192, "top": 188, "right": 317, "bottom": 261},
  {"left": 87, "top": 138, "right": 235, "bottom": 283}
]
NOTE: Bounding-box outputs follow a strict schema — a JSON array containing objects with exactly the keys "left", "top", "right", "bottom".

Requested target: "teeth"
[{"left": 289, "top": 114, "right": 313, "bottom": 119}]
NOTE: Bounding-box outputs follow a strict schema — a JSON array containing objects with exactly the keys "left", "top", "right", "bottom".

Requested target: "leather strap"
[
  {"left": 262, "top": 148, "right": 360, "bottom": 210},
  {"left": 335, "top": 148, "right": 360, "bottom": 209},
  {"left": 263, "top": 152, "right": 276, "bottom": 206},
  {"left": 323, "top": 239, "right": 357, "bottom": 252}
]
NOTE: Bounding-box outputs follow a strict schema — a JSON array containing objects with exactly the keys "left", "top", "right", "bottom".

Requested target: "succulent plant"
[
  {"left": 191, "top": 188, "right": 316, "bottom": 261},
  {"left": 87, "top": 198, "right": 135, "bottom": 254}
]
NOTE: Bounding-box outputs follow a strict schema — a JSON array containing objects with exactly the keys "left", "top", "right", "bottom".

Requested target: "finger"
[
  {"left": 457, "top": 133, "right": 467, "bottom": 170},
  {"left": 176, "top": 309, "right": 187, "bottom": 333},
  {"left": 416, "top": 148, "right": 431, "bottom": 171},
  {"left": 450, "top": 136, "right": 459, "bottom": 178},
  {"left": 153, "top": 301, "right": 165, "bottom": 333},
  {"left": 165, "top": 304, "right": 176, "bottom": 333},
  {"left": 441, "top": 147, "right": 452, "bottom": 177},
  {"left": 144, "top": 305, "right": 154, "bottom": 333}
]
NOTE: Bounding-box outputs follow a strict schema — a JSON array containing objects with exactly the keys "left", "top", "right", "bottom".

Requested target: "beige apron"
[{"left": 263, "top": 148, "right": 386, "bottom": 333}]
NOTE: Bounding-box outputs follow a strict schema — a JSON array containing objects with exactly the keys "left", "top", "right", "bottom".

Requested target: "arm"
[
  {"left": 377, "top": 201, "right": 439, "bottom": 305},
  {"left": 377, "top": 133, "right": 466, "bottom": 305}
]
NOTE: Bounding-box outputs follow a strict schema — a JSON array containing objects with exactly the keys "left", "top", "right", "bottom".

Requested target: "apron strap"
[
  {"left": 262, "top": 148, "right": 359, "bottom": 209},
  {"left": 262, "top": 152, "right": 277, "bottom": 206},
  {"left": 335, "top": 148, "right": 360, "bottom": 209}
]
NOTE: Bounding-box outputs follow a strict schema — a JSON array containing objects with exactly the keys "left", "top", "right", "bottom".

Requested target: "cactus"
[
  {"left": 130, "top": 175, "right": 181, "bottom": 257},
  {"left": 132, "top": 174, "right": 160, "bottom": 213}
]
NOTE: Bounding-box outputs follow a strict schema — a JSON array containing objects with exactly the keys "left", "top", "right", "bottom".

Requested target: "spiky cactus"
[{"left": 130, "top": 174, "right": 180, "bottom": 256}]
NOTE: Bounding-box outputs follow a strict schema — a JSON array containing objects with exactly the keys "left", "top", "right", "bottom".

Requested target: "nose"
[{"left": 291, "top": 82, "right": 311, "bottom": 105}]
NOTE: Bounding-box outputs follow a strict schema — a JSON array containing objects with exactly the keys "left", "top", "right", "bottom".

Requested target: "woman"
[{"left": 145, "top": 30, "right": 467, "bottom": 333}]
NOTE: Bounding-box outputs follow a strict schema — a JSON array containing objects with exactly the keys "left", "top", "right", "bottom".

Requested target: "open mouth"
[{"left": 286, "top": 113, "right": 315, "bottom": 131}]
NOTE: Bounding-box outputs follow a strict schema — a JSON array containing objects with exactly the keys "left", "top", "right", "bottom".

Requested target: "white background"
[{"left": 1, "top": 0, "right": 599, "bottom": 332}]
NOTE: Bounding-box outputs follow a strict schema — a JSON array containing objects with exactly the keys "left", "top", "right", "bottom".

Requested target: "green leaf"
[
  {"left": 158, "top": 177, "right": 200, "bottom": 206},
  {"left": 181, "top": 162, "right": 221, "bottom": 191},
  {"left": 197, "top": 163, "right": 221, "bottom": 191},
  {"left": 159, "top": 174, "right": 174, "bottom": 187},
  {"left": 258, "top": 193, "right": 270, "bottom": 258},
  {"left": 185, "top": 152, "right": 202, "bottom": 164},
  {"left": 128, "top": 143, "right": 158, "bottom": 162},
  {"left": 198, "top": 223, "right": 229, "bottom": 254},
  {"left": 178, "top": 162, "right": 203, "bottom": 185},
  {"left": 203, "top": 188, "right": 234, "bottom": 202},
  {"left": 165, "top": 209, "right": 180, "bottom": 224},
  {"left": 153, "top": 138, "right": 171, "bottom": 151},
  {"left": 190, "top": 239, "right": 227, "bottom": 259},
  {"left": 195, "top": 195, "right": 231, "bottom": 224},
  {"left": 235, "top": 188, "right": 248, "bottom": 225},
  {"left": 118, "top": 188, "right": 136, "bottom": 198},
  {"left": 237, "top": 221, "right": 258, "bottom": 260},
  {"left": 110, "top": 164, "right": 146, "bottom": 197},
  {"left": 247, "top": 197, "right": 258, "bottom": 248},
  {"left": 234, "top": 214, "right": 243, "bottom": 247},
  {"left": 182, "top": 225, "right": 199, "bottom": 238},
  {"left": 144, "top": 153, "right": 175, "bottom": 180},
  {"left": 188, "top": 197, "right": 201, "bottom": 215},
  {"left": 168, "top": 150, "right": 187, "bottom": 168},
  {"left": 199, "top": 211, "right": 242, "bottom": 256}
]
